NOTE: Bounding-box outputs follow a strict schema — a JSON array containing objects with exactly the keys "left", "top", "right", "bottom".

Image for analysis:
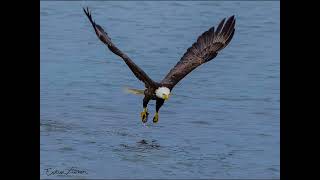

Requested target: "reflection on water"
[{"left": 40, "top": 1, "right": 279, "bottom": 179}]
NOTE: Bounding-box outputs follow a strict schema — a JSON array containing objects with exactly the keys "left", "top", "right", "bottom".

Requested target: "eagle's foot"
[
  {"left": 153, "top": 112, "right": 159, "bottom": 123},
  {"left": 140, "top": 108, "right": 149, "bottom": 123}
]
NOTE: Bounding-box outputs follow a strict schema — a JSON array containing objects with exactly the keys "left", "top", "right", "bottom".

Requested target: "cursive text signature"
[{"left": 44, "top": 167, "right": 88, "bottom": 176}]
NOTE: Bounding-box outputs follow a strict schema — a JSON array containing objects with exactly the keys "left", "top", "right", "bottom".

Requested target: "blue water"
[{"left": 40, "top": 1, "right": 279, "bottom": 179}]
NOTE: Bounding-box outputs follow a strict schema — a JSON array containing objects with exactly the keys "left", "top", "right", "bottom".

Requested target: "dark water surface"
[{"left": 40, "top": 1, "right": 279, "bottom": 179}]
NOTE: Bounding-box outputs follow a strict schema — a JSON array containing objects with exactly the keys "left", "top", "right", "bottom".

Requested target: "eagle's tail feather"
[{"left": 123, "top": 87, "right": 145, "bottom": 95}]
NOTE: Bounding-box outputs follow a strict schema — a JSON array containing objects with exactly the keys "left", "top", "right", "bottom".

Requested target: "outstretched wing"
[
  {"left": 161, "top": 16, "right": 236, "bottom": 90},
  {"left": 83, "top": 7, "right": 157, "bottom": 88}
]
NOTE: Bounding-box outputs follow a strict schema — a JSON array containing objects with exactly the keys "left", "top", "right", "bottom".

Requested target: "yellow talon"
[
  {"left": 140, "top": 108, "right": 149, "bottom": 123},
  {"left": 153, "top": 112, "right": 159, "bottom": 123}
]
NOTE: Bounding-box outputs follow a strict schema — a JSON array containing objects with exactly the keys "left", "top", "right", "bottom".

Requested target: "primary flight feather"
[{"left": 83, "top": 7, "right": 236, "bottom": 123}]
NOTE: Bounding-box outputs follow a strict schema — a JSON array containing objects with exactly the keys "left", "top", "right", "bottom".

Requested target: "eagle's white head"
[{"left": 155, "top": 87, "right": 171, "bottom": 100}]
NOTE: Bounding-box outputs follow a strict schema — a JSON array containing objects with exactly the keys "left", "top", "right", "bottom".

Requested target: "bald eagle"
[{"left": 83, "top": 7, "right": 236, "bottom": 123}]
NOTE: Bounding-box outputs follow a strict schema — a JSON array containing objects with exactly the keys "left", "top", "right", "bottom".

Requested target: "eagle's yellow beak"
[{"left": 163, "top": 94, "right": 170, "bottom": 100}]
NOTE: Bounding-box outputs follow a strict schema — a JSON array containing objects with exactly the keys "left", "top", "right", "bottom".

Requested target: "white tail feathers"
[{"left": 123, "top": 87, "right": 145, "bottom": 95}]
